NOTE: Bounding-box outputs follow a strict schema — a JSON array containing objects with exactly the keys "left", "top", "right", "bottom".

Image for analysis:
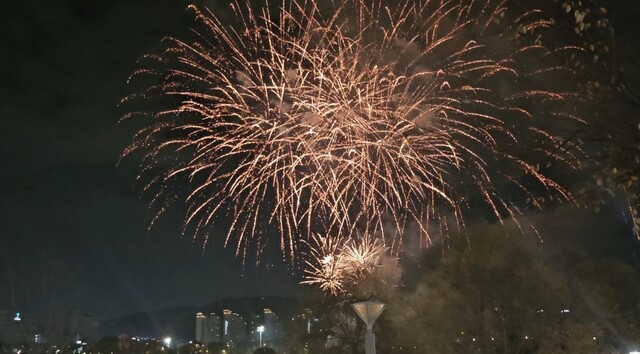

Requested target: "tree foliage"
[
  {"left": 536, "top": 0, "right": 640, "bottom": 232},
  {"left": 0, "top": 251, "right": 90, "bottom": 345},
  {"left": 386, "top": 223, "right": 640, "bottom": 353}
]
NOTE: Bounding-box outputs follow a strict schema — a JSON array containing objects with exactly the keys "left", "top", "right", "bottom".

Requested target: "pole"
[
  {"left": 365, "top": 327, "right": 375, "bottom": 354},
  {"left": 257, "top": 325, "right": 264, "bottom": 347}
]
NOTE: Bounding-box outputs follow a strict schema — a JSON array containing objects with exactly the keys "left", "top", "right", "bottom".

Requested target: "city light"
[
  {"left": 163, "top": 337, "right": 172, "bottom": 347},
  {"left": 257, "top": 325, "right": 265, "bottom": 347}
]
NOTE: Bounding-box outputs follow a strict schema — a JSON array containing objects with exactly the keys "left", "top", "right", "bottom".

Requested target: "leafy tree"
[
  {"left": 529, "top": 0, "right": 640, "bottom": 231},
  {"left": 86, "top": 336, "right": 120, "bottom": 354},
  {"left": 387, "top": 222, "right": 640, "bottom": 353},
  {"left": 178, "top": 341, "right": 206, "bottom": 354},
  {"left": 0, "top": 250, "right": 90, "bottom": 345},
  {"left": 253, "top": 347, "right": 277, "bottom": 354},
  {"left": 291, "top": 291, "right": 364, "bottom": 354}
]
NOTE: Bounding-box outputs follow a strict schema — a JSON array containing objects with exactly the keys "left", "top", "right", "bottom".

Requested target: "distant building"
[
  {"left": 248, "top": 313, "right": 261, "bottom": 347},
  {"left": 262, "top": 308, "right": 281, "bottom": 345},
  {"left": 195, "top": 312, "right": 222, "bottom": 344},
  {"left": 223, "top": 309, "right": 246, "bottom": 345},
  {"left": 203, "top": 313, "right": 221, "bottom": 344},
  {"left": 195, "top": 312, "right": 206, "bottom": 343},
  {"left": 247, "top": 308, "right": 284, "bottom": 349},
  {"left": 195, "top": 305, "right": 293, "bottom": 351},
  {"left": 300, "top": 308, "right": 314, "bottom": 335}
]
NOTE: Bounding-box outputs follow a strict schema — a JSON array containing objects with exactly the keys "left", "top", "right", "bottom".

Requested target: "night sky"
[
  {"left": 1, "top": 0, "right": 638, "bottom": 320},
  {"left": 1, "top": 0, "right": 299, "bottom": 319}
]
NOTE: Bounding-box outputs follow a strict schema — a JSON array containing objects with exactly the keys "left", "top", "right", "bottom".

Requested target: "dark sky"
[
  {"left": 1, "top": 0, "right": 638, "bottom": 320},
  {"left": 0, "top": 0, "right": 299, "bottom": 319}
]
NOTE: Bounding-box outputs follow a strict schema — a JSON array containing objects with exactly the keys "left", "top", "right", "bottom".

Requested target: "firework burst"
[
  {"left": 300, "top": 234, "right": 349, "bottom": 294},
  {"left": 301, "top": 233, "right": 389, "bottom": 295},
  {"left": 122, "top": 0, "right": 582, "bottom": 261}
]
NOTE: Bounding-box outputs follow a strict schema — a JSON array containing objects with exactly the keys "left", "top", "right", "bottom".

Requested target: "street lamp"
[
  {"left": 257, "top": 325, "right": 265, "bottom": 347},
  {"left": 352, "top": 301, "right": 385, "bottom": 354}
]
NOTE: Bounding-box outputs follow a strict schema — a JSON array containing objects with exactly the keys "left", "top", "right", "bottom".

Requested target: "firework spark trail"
[{"left": 122, "top": 0, "right": 583, "bottom": 262}]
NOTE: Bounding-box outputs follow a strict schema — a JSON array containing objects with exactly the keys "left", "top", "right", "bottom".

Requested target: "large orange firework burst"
[{"left": 123, "top": 0, "right": 582, "bottom": 262}]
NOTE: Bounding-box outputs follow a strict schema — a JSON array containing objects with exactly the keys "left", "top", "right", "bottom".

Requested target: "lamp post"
[
  {"left": 351, "top": 301, "right": 385, "bottom": 354},
  {"left": 257, "top": 325, "right": 265, "bottom": 347}
]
